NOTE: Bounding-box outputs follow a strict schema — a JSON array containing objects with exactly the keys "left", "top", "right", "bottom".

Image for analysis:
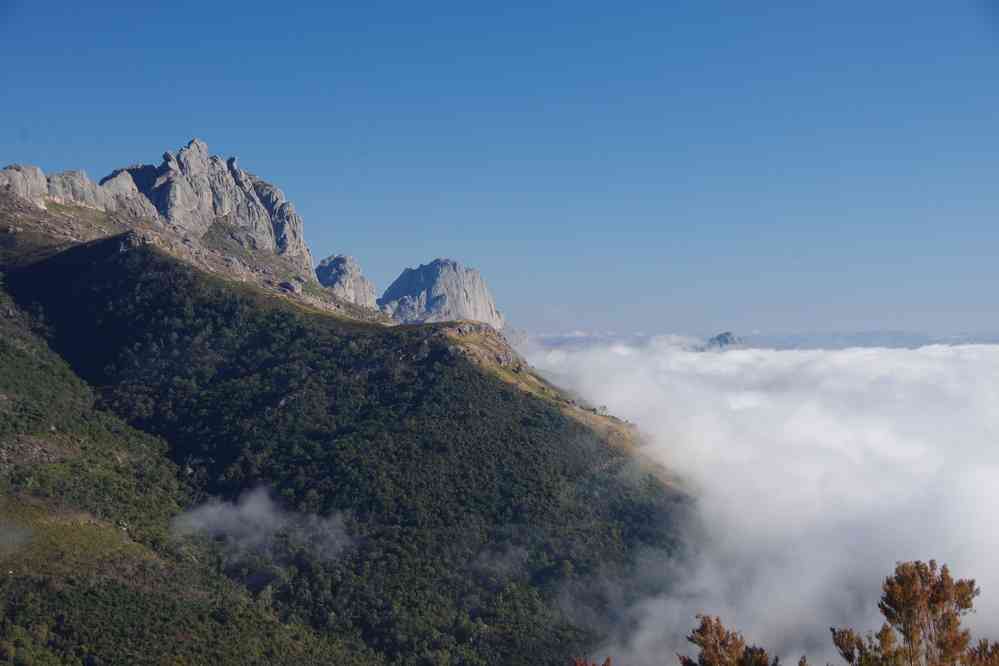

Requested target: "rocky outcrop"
[
  {"left": 116, "top": 140, "right": 314, "bottom": 278},
  {"left": 98, "top": 170, "right": 163, "bottom": 219},
  {"left": 378, "top": 258, "right": 504, "bottom": 329},
  {"left": 1, "top": 186, "right": 393, "bottom": 324},
  {"left": 433, "top": 321, "right": 524, "bottom": 370},
  {"left": 45, "top": 169, "right": 161, "bottom": 219},
  {"left": 0, "top": 165, "right": 159, "bottom": 221},
  {"left": 0, "top": 139, "right": 315, "bottom": 281},
  {"left": 250, "top": 176, "right": 311, "bottom": 269},
  {"left": 0, "top": 165, "right": 48, "bottom": 203},
  {"left": 316, "top": 255, "right": 377, "bottom": 309},
  {"left": 45, "top": 170, "right": 108, "bottom": 209}
]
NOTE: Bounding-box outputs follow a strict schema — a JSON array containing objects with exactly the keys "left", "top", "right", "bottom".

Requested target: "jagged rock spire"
[{"left": 316, "top": 255, "right": 377, "bottom": 309}]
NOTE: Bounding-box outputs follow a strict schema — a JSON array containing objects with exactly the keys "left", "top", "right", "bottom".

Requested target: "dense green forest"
[
  {"left": 0, "top": 272, "right": 380, "bottom": 664},
  {"left": 0, "top": 233, "right": 685, "bottom": 664}
]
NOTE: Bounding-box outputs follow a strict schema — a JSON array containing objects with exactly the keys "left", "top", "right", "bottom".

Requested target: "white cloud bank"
[{"left": 529, "top": 340, "right": 999, "bottom": 665}]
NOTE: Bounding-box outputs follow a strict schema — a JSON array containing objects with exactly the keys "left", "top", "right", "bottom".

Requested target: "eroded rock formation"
[
  {"left": 316, "top": 255, "right": 377, "bottom": 309},
  {"left": 378, "top": 258, "right": 504, "bottom": 329},
  {"left": 0, "top": 139, "right": 314, "bottom": 281}
]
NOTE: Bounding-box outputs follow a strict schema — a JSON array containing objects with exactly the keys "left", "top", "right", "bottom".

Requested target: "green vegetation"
[
  {"left": 0, "top": 275, "right": 378, "bottom": 664},
  {"left": 0, "top": 276, "right": 186, "bottom": 546},
  {"left": 0, "top": 498, "right": 374, "bottom": 665},
  {"left": 1, "top": 235, "right": 685, "bottom": 664}
]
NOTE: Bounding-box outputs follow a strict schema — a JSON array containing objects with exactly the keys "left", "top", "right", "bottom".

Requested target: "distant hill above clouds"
[
  {"left": 702, "top": 331, "right": 744, "bottom": 350},
  {"left": 526, "top": 329, "right": 999, "bottom": 352}
]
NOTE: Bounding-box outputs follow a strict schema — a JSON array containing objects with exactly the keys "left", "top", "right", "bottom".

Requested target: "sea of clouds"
[{"left": 528, "top": 338, "right": 999, "bottom": 665}]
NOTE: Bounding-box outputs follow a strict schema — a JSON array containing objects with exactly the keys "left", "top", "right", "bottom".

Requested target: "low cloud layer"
[
  {"left": 172, "top": 487, "right": 351, "bottom": 561},
  {"left": 529, "top": 340, "right": 999, "bottom": 664}
]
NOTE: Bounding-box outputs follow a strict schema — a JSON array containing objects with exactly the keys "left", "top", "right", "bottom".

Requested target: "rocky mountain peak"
[
  {"left": 0, "top": 139, "right": 315, "bottom": 282},
  {"left": 378, "top": 258, "right": 504, "bottom": 329},
  {"left": 315, "top": 254, "right": 377, "bottom": 310},
  {"left": 2, "top": 141, "right": 512, "bottom": 328}
]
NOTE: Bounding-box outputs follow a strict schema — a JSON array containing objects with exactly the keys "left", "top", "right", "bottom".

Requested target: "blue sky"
[{"left": 2, "top": 1, "right": 998, "bottom": 334}]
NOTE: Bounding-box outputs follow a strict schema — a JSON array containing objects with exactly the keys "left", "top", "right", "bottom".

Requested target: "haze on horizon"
[{"left": 2, "top": 1, "right": 998, "bottom": 334}]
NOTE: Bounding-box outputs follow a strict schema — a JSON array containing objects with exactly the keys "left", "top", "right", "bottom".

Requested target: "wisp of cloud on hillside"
[
  {"left": 529, "top": 340, "right": 999, "bottom": 665},
  {"left": 173, "top": 487, "right": 352, "bottom": 562}
]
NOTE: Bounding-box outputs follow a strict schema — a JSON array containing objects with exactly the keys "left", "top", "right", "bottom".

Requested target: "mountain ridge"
[
  {"left": 1, "top": 139, "right": 315, "bottom": 282},
  {"left": 0, "top": 139, "right": 687, "bottom": 663},
  {"left": 2, "top": 138, "right": 509, "bottom": 331},
  {"left": 0, "top": 226, "right": 685, "bottom": 663}
]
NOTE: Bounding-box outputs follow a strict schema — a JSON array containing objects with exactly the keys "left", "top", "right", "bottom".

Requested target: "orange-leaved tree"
[
  {"left": 676, "top": 614, "right": 804, "bottom": 666},
  {"left": 964, "top": 641, "right": 999, "bottom": 666},
  {"left": 832, "top": 560, "right": 985, "bottom": 666},
  {"left": 579, "top": 560, "right": 998, "bottom": 666}
]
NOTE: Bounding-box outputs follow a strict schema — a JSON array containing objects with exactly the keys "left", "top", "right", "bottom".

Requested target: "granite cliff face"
[
  {"left": 315, "top": 255, "right": 377, "bottom": 309},
  {"left": 378, "top": 258, "right": 504, "bottom": 329},
  {"left": 0, "top": 165, "right": 49, "bottom": 204},
  {"left": 0, "top": 139, "right": 314, "bottom": 281}
]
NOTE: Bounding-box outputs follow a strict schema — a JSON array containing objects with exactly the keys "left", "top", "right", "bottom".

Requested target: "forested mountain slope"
[
  {"left": 0, "top": 277, "right": 381, "bottom": 664},
  {"left": 0, "top": 205, "right": 686, "bottom": 664}
]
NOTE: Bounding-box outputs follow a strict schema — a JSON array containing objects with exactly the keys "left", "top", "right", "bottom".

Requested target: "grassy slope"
[{"left": 1, "top": 233, "right": 686, "bottom": 664}]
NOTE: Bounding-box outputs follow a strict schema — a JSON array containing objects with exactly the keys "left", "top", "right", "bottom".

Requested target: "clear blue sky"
[{"left": 2, "top": 1, "right": 998, "bottom": 335}]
